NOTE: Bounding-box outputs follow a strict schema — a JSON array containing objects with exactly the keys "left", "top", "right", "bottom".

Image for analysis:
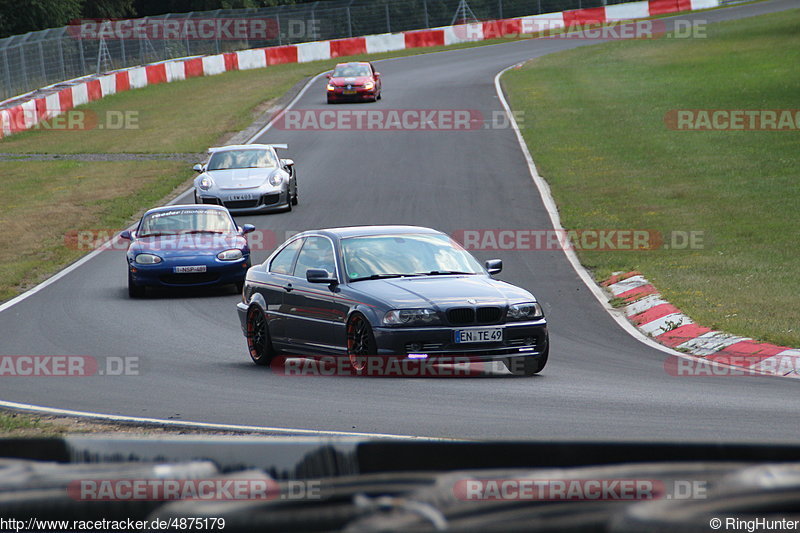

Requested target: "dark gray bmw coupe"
[{"left": 236, "top": 226, "right": 549, "bottom": 376}]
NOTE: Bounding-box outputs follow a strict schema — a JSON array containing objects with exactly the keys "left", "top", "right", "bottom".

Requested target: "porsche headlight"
[
  {"left": 383, "top": 308, "right": 440, "bottom": 326},
  {"left": 199, "top": 176, "right": 213, "bottom": 190},
  {"left": 364, "top": 81, "right": 374, "bottom": 90},
  {"left": 134, "top": 253, "right": 162, "bottom": 265},
  {"left": 217, "top": 249, "right": 244, "bottom": 261},
  {"left": 506, "top": 302, "right": 544, "bottom": 321},
  {"left": 327, "top": 83, "right": 335, "bottom": 91},
  {"left": 268, "top": 173, "right": 284, "bottom": 186}
]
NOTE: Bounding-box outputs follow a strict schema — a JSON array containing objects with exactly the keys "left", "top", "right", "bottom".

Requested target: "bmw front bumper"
[{"left": 372, "top": 320, "right": 549, "bottom": 361}]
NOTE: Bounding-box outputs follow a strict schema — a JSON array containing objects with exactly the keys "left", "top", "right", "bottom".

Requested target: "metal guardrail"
[{"left": 0, "top": 0, "right": 630, "bottom": 102}]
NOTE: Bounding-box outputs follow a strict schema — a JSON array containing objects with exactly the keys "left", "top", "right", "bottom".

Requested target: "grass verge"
[
  {"left": 503, "top": 9, "right": 800, "bottom": 346},
  {"left": 0, "top": 160, "right": 191, "bottom": 302}
]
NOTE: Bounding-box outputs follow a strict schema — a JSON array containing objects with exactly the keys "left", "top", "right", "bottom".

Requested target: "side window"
[
  {"left": 269, "top": 238, "right": 304, "bottom": 275},
  {"left": 293, "top": 237, "right": 336, "bottom": 279}
]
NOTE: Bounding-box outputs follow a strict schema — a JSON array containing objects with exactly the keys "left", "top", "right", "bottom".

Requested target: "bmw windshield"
[{"left": 341, "top": 233, "right": 484, "bottom": 281}]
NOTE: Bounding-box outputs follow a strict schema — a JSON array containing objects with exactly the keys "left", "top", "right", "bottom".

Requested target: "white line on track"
[{"left": 0, "top": 400, "right": 435, "bottom": 439}]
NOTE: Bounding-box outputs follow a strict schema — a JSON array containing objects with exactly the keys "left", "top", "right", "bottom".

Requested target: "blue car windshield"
[
  {"left": 342, "top": 233, "right": 484, "bottom": 281},
  {"left": 207, "top": 149, "right": 277, "bottom": 170},
  {"left": 138, "top": 208, "right": 236, "bottom": 236}
]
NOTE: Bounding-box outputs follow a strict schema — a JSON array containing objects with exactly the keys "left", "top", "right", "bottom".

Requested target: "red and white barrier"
[
  {"left": 604, "top": 272, "right": 800, "bottom": 378},
  {"left": 0, "top": 0, "right": 720, "bottom": 139}
]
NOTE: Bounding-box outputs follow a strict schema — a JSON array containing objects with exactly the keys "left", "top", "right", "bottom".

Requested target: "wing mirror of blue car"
[
  {"left": 306, "top": 269, "right": 338, "bottom": 284},
  {"left": 241, "top": 224, "right": 256, "bottom": 234},
  {"left": 485, "top": 259, "right": 503, "bottom": 275},
  {"left": 192, "top": 164, "right": 203, "bottom": 172},
  {"left": 120, "top": 230, "right": 132, "bottom": 240}
]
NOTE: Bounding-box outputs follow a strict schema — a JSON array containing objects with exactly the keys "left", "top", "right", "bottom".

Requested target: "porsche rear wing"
[{"left": 207, "top": 143, "right": 287, "bottom": 153}]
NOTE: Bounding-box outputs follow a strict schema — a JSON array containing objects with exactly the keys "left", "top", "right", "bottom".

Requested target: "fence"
[{"left": 0, "top": 0, "right": 632, "bottom": 102}]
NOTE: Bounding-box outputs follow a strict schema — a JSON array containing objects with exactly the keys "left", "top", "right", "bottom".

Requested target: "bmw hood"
[
  {"left": 351, "top": 276, "right": 536, "bottom": 309},
  {"left": 204, "top": 168, "right": 281, "bottom": 190},
  {"left": 131, "top": 234, "right": 247, "bottom": 258}
]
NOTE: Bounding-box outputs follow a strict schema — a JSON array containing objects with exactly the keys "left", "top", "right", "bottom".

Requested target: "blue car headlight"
[
  {"left": 199, "top": 176, "right": 213, "bottom": 190},
  {"left": 217, "top": 249, "right": 244, "bottom": 261},
  {"left": 134, "top": 253, "right": 162, "bottom": 265},
  {"left": 506, "top": 302, "right": 544, "bottom": 321},
  {"left": 383, "top": 308, "right": 440, "bottom": 326}
]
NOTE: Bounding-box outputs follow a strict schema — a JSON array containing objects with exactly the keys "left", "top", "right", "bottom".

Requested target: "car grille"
[
  {"left": 201, "top": 198, "right": 221, "bottom": 205},
  {"left": 447, "top": 308, "right": 475, "bottom": 325},
  {"left": 224, "top": 199, "right": 259, "bottom": 209},
  {"left": 447, "top": 307, "right": 503, "bottom": 326},
  {"left": 160, "top": 273, "right": 220, "bottom": 285}
]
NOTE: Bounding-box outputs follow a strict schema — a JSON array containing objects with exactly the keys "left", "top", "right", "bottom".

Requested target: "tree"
[{"left": 0, "top": 0, "right": 82, "bottom": 38}]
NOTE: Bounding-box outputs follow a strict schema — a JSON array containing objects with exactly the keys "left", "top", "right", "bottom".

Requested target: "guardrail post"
[
  {"left": 424, "top": 0, "right": 430, "bottom": 28},
  {"left": 385, "top": 3, "right": 391, "bottom": 33}
]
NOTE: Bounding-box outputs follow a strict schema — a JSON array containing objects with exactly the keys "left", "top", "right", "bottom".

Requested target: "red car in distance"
[{"left": 326, "top": 62, "right": 382, "bottom": 103}]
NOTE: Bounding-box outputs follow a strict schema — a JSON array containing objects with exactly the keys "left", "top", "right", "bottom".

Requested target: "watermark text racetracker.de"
[
  {"left": 69, "top": 478, "right": 320, "bottom": 501},
  {"left": 273, "top": 109, "right": 523, "bottom": 131},
  {"left": 453, "top": 229, "right": 705, "bottom": 251},
  {"left": 0, "top": 356, "right": 139, "bottom": 377},
  {"left": 7, "top": 109, "right": 139, "bottom": 132},
  {"left": 453, "top": 18, "right": 706, "bottom": 40},
  {"left": 664, "top": 354, "right": 800, "bottom": 377},
  {"left": 452, "top": 478, "right": 708, "bottom": 501},
  {"left": 665, "top": 109, "right": 800, "bottom": 131}
]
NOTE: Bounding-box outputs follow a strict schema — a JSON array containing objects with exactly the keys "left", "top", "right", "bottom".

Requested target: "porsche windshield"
[
  {"left": 138, "top": 209, "right": 236, "bottom": 236},
  {"left": 207, "top": 149, "right": 277, "bottom": 170},
  {"left": 342, "top": 233, "right": 484, "bottom": 281}
]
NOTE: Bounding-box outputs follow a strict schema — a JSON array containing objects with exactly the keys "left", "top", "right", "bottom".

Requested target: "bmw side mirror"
[
  {"left": 120, "top": 230, "right": 132, "bottom": 240},
  {"left": 325, "top": 73, "right": 332, "bottom": 79},
  {"left": 280, "top": 158, "right": 294, "bottom": 167},
  {"left": 374, "top": 72, "right": 381, "bottom": 77},
  {"left": 241, "top": 224, "right": 256, "bottom": 234},
  {"left": 193, "top": 164, "right": 203, "bottom": 172},
  {"left": 485, "top": 259, "right": 502, "bottom": 275},
  {"left": 306, "top": 269, "right": 337, "bottom": 284}
]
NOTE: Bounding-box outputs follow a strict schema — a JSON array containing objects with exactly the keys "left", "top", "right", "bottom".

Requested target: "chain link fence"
[{"left": 0, "top": 0, "right": 630, "bottom": 102}]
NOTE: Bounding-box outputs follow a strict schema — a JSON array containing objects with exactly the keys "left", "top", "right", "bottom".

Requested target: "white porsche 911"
[{"left": 192, "top": 144, "right": 298, "bottom": 214}]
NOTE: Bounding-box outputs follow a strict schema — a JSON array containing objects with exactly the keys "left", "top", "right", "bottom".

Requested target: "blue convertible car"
[{"left": 121, "top": 205, "right": 254, "bottom": 297}]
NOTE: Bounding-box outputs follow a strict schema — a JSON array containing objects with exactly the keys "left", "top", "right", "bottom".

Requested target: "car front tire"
[
  {"left": 246, "top": 306, "right": 276, "bottom": 366},
  {"left": 504, "top": 346, "right": 548, "bottom": 376},
  {"left": 346, "top": 313, "right": 377, "bottom": 373},
  {"left": 128, "top": 272, "right": 145, "bottom": 298}
]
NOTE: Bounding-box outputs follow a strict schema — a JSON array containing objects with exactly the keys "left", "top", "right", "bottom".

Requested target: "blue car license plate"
[{"left": 174, "top": 265, "right": 207, "bottom": 273}]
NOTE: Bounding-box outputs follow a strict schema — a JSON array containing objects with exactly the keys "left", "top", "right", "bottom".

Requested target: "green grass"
[
  {"left": 503, "top": 9, "right": 800, "bottom": 346},
  {"left": 0, "top": 160, "right": 191, "bottom": 301}
]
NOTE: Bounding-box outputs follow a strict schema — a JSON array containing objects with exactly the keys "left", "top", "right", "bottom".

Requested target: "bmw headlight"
[
  {"left": 217, "top": 249, "right": 244, "bottom": 261},
  {"left": 134, "top": 253, "right": 162, "bottom": 265},
  {"left": 364, "top": 81, "right": 374, "bottom": 90},
  {"left": 383, "top": 308, "right": 440, "bottom": 326},
  {"left": 268, "top": 173, "right": 284, "bottom": 186},
  {"left": 327, "top": 83, "right": 335, "bottom": 91},
  {"left": 507, "top": 302, "right": 544, "bottom": 321},
  {"left": 199, "top": 176, "right": 213, "bottom": 190}
]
